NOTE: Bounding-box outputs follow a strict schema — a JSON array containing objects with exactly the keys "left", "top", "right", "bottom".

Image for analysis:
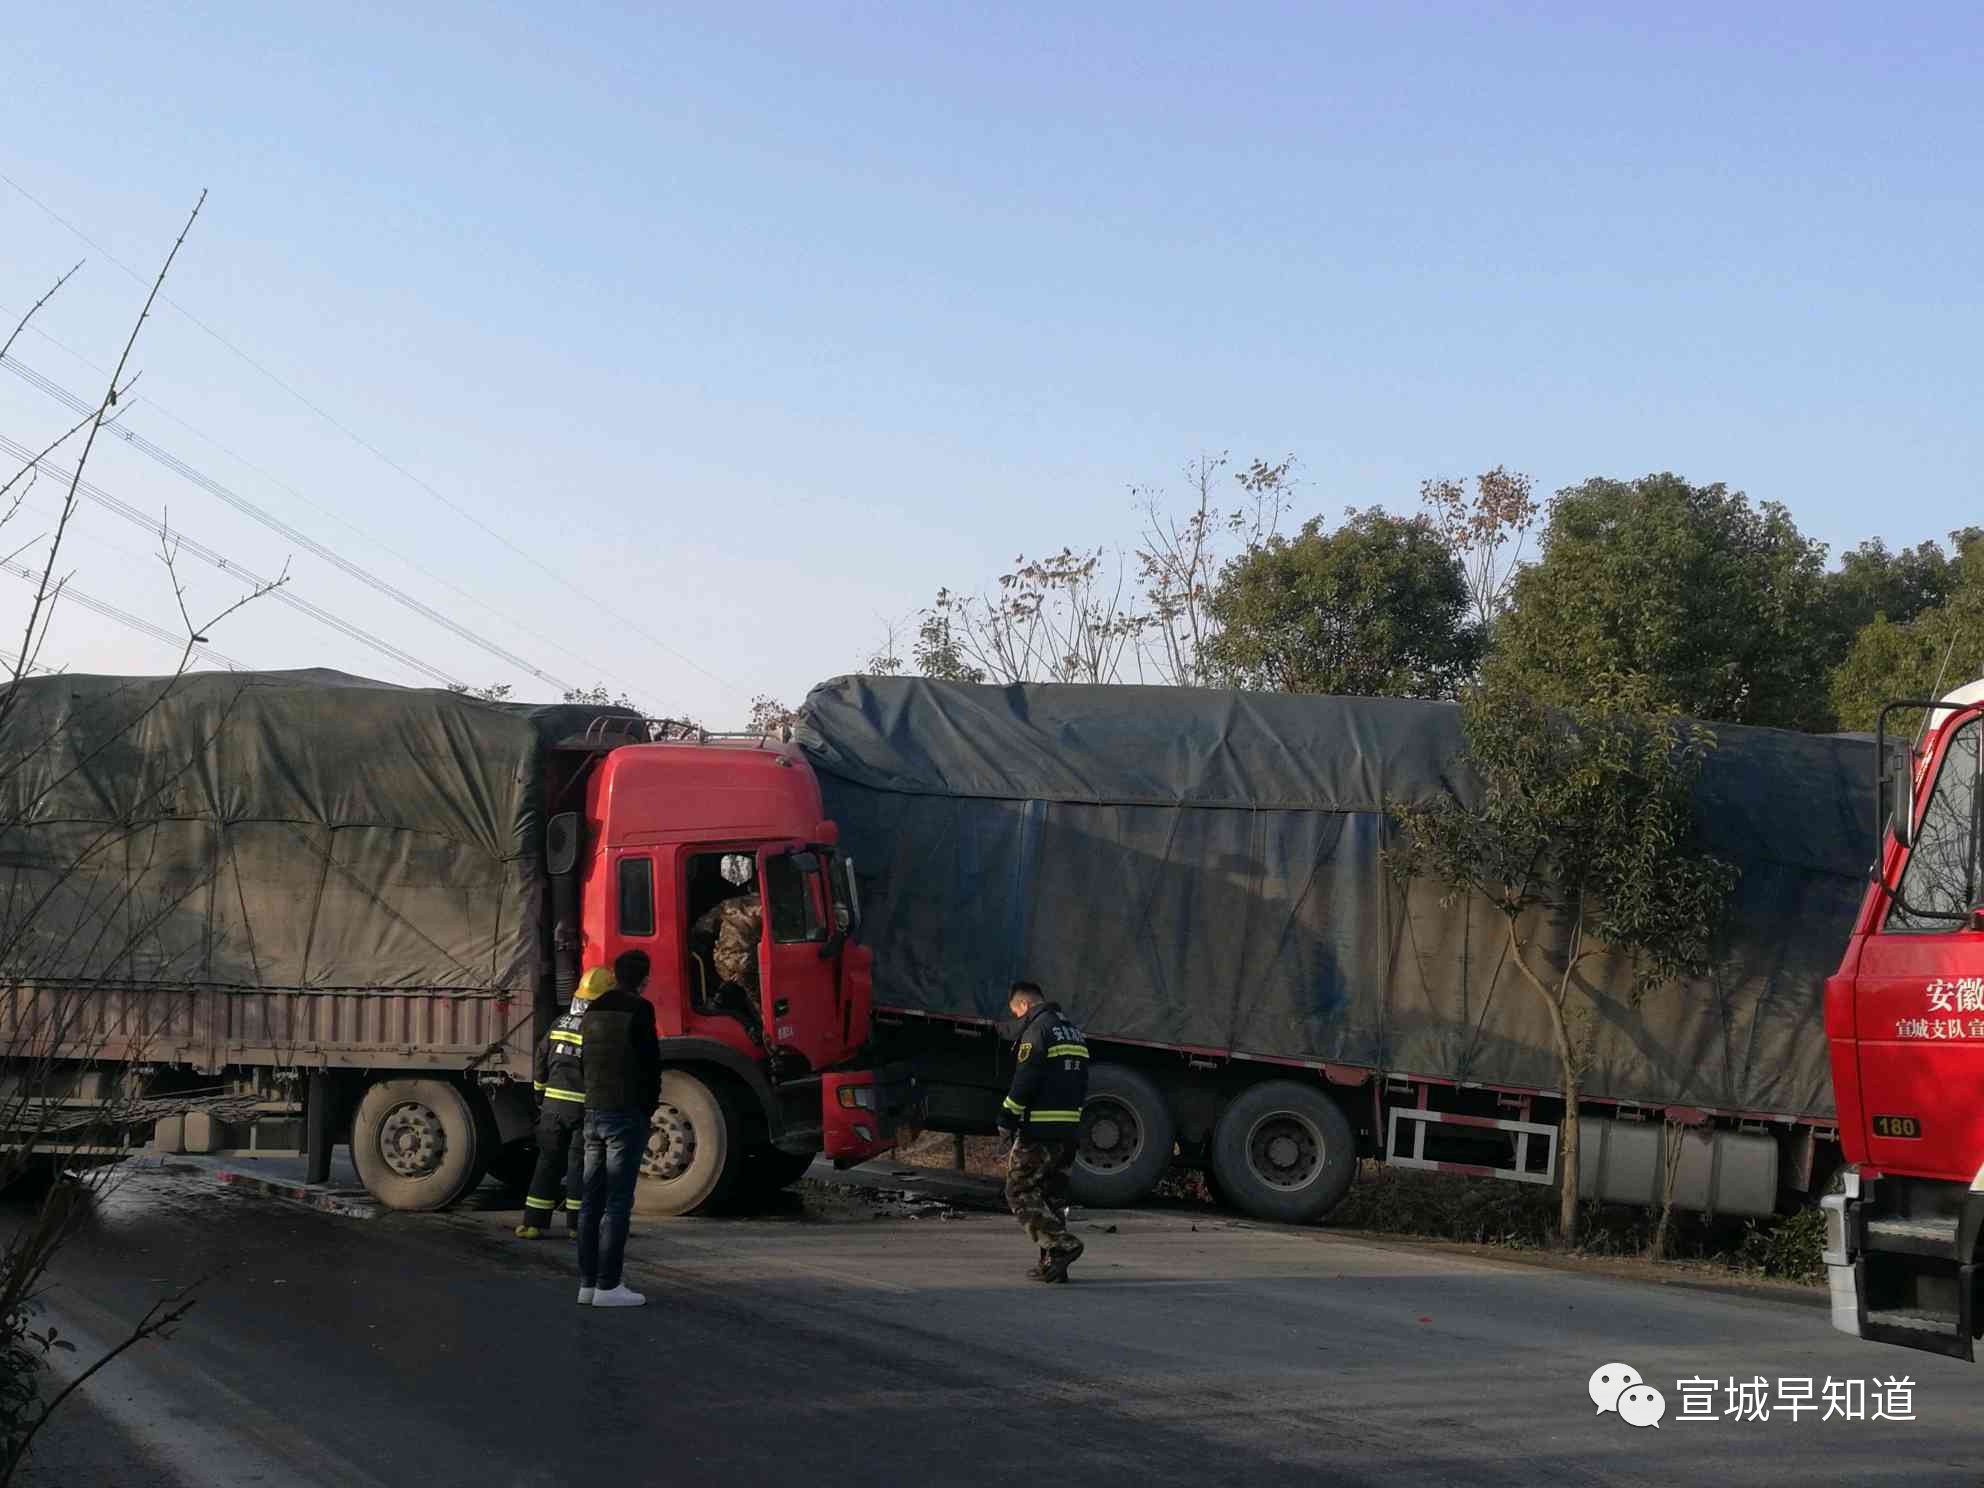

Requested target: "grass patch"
[{"left": 1179, "top": 1160, "right": 1825, "bottom": 1284}]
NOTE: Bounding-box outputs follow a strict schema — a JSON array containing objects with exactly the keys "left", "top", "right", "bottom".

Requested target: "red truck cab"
[
  {"left": 1824, "top": 680, "right": 1984, "bottom": 1359},
  {"left": 553, "top": 731, "right": 890, "bottom": 1213}
]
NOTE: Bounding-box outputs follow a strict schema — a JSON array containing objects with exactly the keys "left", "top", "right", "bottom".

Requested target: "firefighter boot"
[{"left": 1039, "top": 1238, "right": 1085, "bottom": 1284}]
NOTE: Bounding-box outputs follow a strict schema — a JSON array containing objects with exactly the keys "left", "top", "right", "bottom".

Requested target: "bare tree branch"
[
  {"left": 4, "top": 1284, "right": 201, "bottom": 1481},
  {"left": 0, "top": 262, "right": 84, "bottom": 364},
  {"left": 0, "top": 403, "right": 116, "bottom": 531},
  {"left": 1, "top": 195, "right": 204, "bottom": 734},
  {"left": 1133, "top": 453, "right": 1293, "bottom": 685}
]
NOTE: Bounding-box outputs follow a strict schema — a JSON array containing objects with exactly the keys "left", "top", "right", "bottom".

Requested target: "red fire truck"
[{"left": 1824, "top": 679, "right": 1984, "bottom": 1360}]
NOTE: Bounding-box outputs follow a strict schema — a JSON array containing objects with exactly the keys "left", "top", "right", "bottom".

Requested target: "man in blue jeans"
[{"left": 576, "top": 948, "right": 661, "bottom": 1308}]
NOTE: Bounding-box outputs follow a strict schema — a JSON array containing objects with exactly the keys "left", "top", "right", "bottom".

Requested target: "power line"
[
  {"left": 2, "top": 312, "right": 669, "bottom": 710},
  {"left": 0, "top": 556, "right": 243, "bottom": 669},
  {"left": 0, "top": 431, "right": 467, "bottom": 690},
  {"left": 0, "top": 173, "right": 754, "bottom": 702},
  {"left": 0, "top": 649, "right": 63, "bottom": 678},
  {"left": 0, "top": 353, "right": 575, "bottom": 692}
]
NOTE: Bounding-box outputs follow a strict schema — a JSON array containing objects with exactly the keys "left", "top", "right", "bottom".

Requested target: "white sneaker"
[
  {"left": 577, "top": 1286, "right": 595, "bottom": 1305},
  {"left": 590, "top": 1284, "right": 646, "bottom": 1308}
]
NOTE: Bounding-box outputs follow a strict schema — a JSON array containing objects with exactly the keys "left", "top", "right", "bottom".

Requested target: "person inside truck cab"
[{"left": 687, "top": 854, "right": 764, "bottom": 1041}]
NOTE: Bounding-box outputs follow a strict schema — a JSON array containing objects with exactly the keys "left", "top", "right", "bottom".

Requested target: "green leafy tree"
[
  {"left": 1829, "top": 531, "right": 1984, "bottom": 731},
  {"left": 1496, "top": 475, "right": 1832, "bottom": 731},
  {"left": 1386, "top": 673, "right": 1737, "bottom": 1245},
  {"left": 910, "top": 592, "right": 989, "bottom": 683},
  {"left": 1202, "top": 507, "right": 1481, "bottom": 697},
  {"left": 447, "top": 682, "right": 513, "bottom": 702},
  {"left": 1822, "top": 532, "right": 1977, "bottom": 649}
]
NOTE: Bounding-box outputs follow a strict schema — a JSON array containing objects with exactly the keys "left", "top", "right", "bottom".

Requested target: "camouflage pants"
[{"left": 1005, "top": 1138, "right": 1080, "bottom": 1256}]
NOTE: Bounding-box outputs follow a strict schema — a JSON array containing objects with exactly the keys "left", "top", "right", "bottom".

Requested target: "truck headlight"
[{"left": 836, "top": 1084, "right": 877, "bottom": 1110}]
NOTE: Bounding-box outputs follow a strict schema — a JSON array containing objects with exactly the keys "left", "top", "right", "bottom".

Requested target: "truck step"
[
  {"left": 1865, "top": 1306, "right": 1960, "bottom": 1335},
  {"left": 1862, "top": 1302, "right": 1974, "bottom": 1362},
  {"left": 1865, "top": 1215, "right": 1960, "bottom": 1257}
]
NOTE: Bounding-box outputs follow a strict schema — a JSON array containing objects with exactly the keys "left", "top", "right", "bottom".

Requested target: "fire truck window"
[
  {"left": 764, "top": 854, "right": 827, "bottom": 944},
  {"left": 618, "top": 856, "right": 656, "bottom": 938},
  {"left": 1889, "top": 716, "right": 1984, "bottom": 932}
]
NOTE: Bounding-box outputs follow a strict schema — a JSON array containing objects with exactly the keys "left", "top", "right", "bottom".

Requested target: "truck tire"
[
  {"left": 1209, "top": 1080, "right": 1355, "bottom": 1225},
  {"left": 636, "top": 1070, "right": 741, "bottom": 1216},
  {"left": 1069, "top": 1063, "right": 1175, "bottom": 1209},
  {"left": 465, "top": 1095, "right": 504, "bottom": 1197},
  {"left": 349, "top": 1079, "right": 483, "bottom": 1212}
]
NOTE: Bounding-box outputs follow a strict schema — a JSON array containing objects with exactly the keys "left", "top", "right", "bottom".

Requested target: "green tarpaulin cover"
[{"left": 799, "top": 676, "right": 1872, "bottom": 1119}]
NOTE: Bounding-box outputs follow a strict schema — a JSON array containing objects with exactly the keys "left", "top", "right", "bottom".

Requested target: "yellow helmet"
[{"left": 575, "top": 966, "right": 616, "bottom": 1001}]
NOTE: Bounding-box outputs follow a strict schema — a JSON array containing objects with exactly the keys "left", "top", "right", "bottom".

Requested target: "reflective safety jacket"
[
  {"left": 999, "top": 1002, "right": 1089, "bottom": 1141},
  {"left": 532, "top": 1000, "right": 589, "bottom": 1106}
]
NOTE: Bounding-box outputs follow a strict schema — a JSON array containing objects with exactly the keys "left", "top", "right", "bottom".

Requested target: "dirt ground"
[{"left": 892, "top": 1129, "right": 1010, "bottom": 1177}]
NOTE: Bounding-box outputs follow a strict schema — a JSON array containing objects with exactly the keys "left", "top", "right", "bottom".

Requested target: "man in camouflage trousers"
[
  {"left": 997, "top": 980, "right": 1091, "bottom": 1283},
  {"left": 689, "top": 878, "right": 765, "bottom": 1044}
]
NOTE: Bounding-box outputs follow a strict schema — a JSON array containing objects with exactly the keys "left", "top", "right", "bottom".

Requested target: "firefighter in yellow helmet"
[{"left": 515, "top": 965, "right": 615, "bottom": 1239}]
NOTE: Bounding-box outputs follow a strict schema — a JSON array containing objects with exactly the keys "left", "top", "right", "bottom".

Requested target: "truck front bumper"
[
  {"left": 1820, "top": 1186, "right": 1862, "bottom": 1338},
  {"left": 820, "top": 1064, "right": 917, "bottom": 1166}
]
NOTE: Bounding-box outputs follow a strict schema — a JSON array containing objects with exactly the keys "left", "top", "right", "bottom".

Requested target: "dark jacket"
[
  {"left": 531, "top": 999, "right": 589, "bottom": 1106},
  {"left": 999, "top": 1002, "right": 1089, "bottom": 1141},
  {"left": 581, "top": 987, "right": 662, "bottom": 1116}
]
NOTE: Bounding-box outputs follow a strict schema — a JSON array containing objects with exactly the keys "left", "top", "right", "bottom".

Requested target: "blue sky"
[{"left": 1, "top": 4, "right": 1977, "bottom": 722}]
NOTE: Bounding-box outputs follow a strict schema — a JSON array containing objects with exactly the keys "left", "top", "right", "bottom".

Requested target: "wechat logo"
[{"left": 1590, "top": 1362, "right": 1666, "bottom": 1429}]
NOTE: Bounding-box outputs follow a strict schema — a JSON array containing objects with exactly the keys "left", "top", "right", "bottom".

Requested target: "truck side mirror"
[
  {"left": 546, "top": 812, "right": 580, "bottom": 876},
  {"left": 1881, "top": 744, "right": 1913, "bottom": 852}
]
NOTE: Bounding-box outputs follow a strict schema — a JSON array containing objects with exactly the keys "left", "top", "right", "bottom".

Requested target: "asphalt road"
[{"left": 22, "top": 1162, "right": 1984, "bottom": 1487}]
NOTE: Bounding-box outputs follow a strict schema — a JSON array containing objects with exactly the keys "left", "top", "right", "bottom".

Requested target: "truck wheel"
[
  {"left": 1069, "top": 1064, "right": 1175, "bottom": 1209},
  {"left": 1209, "top": 1080, "right": 1355, "bottom": 1225},
  {"left": 349, "top": 1079, "right": 482, "bottom": 1212},
  {"left": 636, "top": 1071, "right": 740, "bottom": 1216}
]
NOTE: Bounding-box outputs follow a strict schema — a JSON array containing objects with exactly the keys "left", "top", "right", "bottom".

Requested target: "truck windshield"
[{"left": 1888, "top": 714, "right": 1984, "bottom": 932}]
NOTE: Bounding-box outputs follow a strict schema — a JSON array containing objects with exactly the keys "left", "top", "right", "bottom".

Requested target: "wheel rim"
[
  {"left": 1078, "top": 1095, "right": 1144, "bottom": 1176},
  {"left": 378, "top": 1100, "right": 448, "bottom": 1180},
  {"left": 1244, "top": 1110, "right": 1324, "bottom": 1192},
  {"left": 643, "top": 1099, "right": 697, "bottom": 1182}
]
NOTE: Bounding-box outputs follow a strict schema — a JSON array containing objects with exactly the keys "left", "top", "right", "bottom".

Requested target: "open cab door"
[{"left": 754, "top": 842, "right": 839, "bottom": 1076}]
